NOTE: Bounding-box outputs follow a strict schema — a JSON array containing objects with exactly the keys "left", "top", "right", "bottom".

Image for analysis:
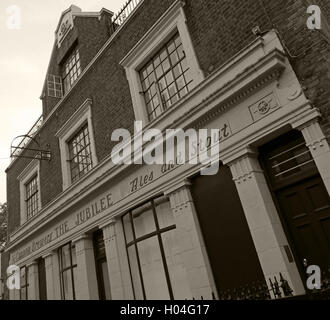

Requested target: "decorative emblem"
[
  {"left": 257, "top": 100, "right": 271, "bottom": 115},
  {"left": 249, "top": 94, "right": 279, "bottom": 122},
  {"left": 60, "top": 21, "right": 70, "bottom": 37}
]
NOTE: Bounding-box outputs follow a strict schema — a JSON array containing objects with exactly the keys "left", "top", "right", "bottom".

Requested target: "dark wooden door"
[
  {"left": 38, "top": 258, "right": 47, "bottom": 300},
  {"left": 277, "top": 176, "right": 330, "bottom": 273},
  {"left": 260, "top": 130, "right": 330, "bottom": 280}
]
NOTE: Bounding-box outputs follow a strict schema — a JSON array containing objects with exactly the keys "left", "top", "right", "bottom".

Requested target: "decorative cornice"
[
  {"left": 221, "top": 147, "right": 264, "bottom": 184},
  {"left": 55, "top": 98, "right": 92, "bottom": 138},
  {"left": 99, "top": 219, "right": 116, "bottom": 230},
  {"left": 188, "top": 50, "right": 286, "bottom": 130}
]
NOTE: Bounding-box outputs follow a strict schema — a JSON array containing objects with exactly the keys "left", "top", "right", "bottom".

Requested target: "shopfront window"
[
  {"left": 122, "top": 196, "right": 191, "bottom": 300},
  {"left": 58, "top": 243, "right": 77, "bottom": 300},
  {"left": 20, "top": 266, "right": 29, "bottom": 300}
]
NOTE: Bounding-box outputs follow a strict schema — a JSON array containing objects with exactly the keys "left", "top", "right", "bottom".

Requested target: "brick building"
[{"left": 3, "top": 0, "right": 330, "bottom": 300}]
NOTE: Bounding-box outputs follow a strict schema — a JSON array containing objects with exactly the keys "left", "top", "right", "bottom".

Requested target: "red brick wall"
[{"left": 6, "top": 0, "right": 330, "bottom": 235}]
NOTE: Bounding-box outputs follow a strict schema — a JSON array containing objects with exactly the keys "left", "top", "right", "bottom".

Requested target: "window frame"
[
  {"left": 139, "top": 32, "right": 194, "bottom": 121},
  {"left": 120, "top": 0, "right": 204, "bottom": 126},
  {"left": 122, "top": 196, "right": 176, "bottom": 300},
  {"left": 62, "top": 48, "right": 82, "bottom": 94},
  {"left": 47, "top": 74, "right": 63, "bottom": 98},
  {"left": 67, "top": 123, "right": 94, "bottom": 184},
  {"left": 56, "top": 99, "right": 98, "bottom": 190},
  {"left": 58, "top": 242, "right": 77, "bottom": 300},
  {"left": 18, "top": 159, "right": 41, "bottom": 225},
  {"left": 25, "top": 174, "right": 39, "bottom": 220}
]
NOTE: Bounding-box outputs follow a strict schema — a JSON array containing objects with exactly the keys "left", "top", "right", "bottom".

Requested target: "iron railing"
[
  {"left": 188, "top": 270, "right": 330, "bottom": 300},
  {"left": 10, "top": 115, "right": 44, "bottom": 161},
  {"left": 110, "top": 0, "right": 142, "bottom": 34}
]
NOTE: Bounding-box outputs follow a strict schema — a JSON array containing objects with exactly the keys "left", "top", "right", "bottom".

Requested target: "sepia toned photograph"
[{"left": 0, "top": 0, "right": 329, "bottom": 312}]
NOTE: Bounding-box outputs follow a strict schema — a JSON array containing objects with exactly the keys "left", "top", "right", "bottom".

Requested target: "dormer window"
[
  {"left": 47, "top": 74, "right": 63, "bottom": 98},
  {"left": 62, "top": 48, "right": 81, "bottom": 93}
]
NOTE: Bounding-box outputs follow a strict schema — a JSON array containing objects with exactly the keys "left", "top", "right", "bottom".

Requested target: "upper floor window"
[
  {"left": 62, "top": 48, "right": 81, "bottom": 93},
  {"left": 68, "top": 123, "right": 93, "bottom": 183},
  {"left": 18, "top": 159, "right": 41, "bottom": 225},
  {"left": 120, "top": 1, "right": 204, "bottom": 125},
  {"left": 56, "top": 99, "right": 98, "bottom": 190},
  {"left": 140, "top": 33, "right": 193, "bottom": 121},
  {"left": 47, "top": 74, "right": 63, "bottom": 98},
  {"left": 25, "top": 175, "right": 39, "bottom": 220}
]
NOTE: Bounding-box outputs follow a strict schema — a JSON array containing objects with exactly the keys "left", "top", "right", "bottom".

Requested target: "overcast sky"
[{"left": 0, "top": 0, "right": 124, "bottom": 203}]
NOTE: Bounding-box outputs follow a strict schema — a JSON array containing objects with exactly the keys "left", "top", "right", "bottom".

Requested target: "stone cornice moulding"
[
  {"left": 163, "top": 179, "right": 191, "bottom": 197},
  {"left": 55, "top": 98, "right": 93, "bottom": 138},
  {"left": 17, "top": 158, "right": 39, "bottom": 182}
]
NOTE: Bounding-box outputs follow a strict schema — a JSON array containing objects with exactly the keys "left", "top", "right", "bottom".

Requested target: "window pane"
[
  {"left": 62, "top": 270, "right": 74, "bottom": 300},
  {"left": 132, "top": 202, "right": 156, "bottom": 239},
  {"left": 127, "top": 245, "right": 144, "bottom": 300},
  {"left": 162, "top": 230, "right": 191, "bottom": 299},
  {"left": 71, "top": 244, "right": 77, "bottom": 266},
  {"left": 154, "top": 197, "right": 174, "bottom": 229},
  {"left": 61, "top": 244, "right": 71, "bottom": 269},
  {"left": 20, "top": 267, "right": 26, "bottom": 286},
  {"left": 139, "top": 33, "right": 192, "bottom": 121},
  {"left": 68, "top": 124, "right": 93, "bottom": 183},
  {"left": 123, "top": 213, "right": 134, "bottom": 243},
  {"left": 137, "top": 236, "right": 170, "bottom": 300}
]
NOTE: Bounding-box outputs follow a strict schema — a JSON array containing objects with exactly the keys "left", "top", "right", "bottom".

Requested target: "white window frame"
[
  {"left": 120, "top": 0, "right": 204, "bottom": 126},
  {"left": 18, "top": 159, "right": 41, "bottom": 225},
  {"left": 56, "top": 98, "right": 98, "bottom": 190}
]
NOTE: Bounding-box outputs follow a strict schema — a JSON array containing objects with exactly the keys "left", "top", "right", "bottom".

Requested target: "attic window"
[
  {"left": 62, "top": 49, "right": 82, "bottom": 93},
  {"left": 47, "top": 74, "right": 63, "bottom": 98}
]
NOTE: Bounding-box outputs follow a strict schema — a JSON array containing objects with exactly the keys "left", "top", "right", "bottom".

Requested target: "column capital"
[
  {"left": 42, "top": 252, "right": 55, "bottom": 260},
  {"left": 221, "top": 146, "right": 258, "bottom": 166},
  {"left": 26, "top": 260, "right": 38, "bottom": 268},
  {"left": 290, "top": 107, "right": 321, "bottom": 131},
  {"left": 163, "top": 179, "right": 191, "bottom": 196},
  {"left": 72, "top": 233, "right": 92, "bottom": 244},
  {"left": 295, "top": 118, "right": 327, "bottom": 151},
  {"left": 99, "top": 218, "right": 116, "bottom": 230},
  {"left": 223, "top": 147, "right": 263, "bottom": 184}
]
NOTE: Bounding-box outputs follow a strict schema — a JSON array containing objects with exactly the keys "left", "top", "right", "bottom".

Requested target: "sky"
[{"left": 0, "top": 0, "right": 124, "bottom": 204}]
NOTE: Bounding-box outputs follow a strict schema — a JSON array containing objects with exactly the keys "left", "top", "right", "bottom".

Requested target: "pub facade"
[{"left": 4, "top": 0, "right": 330, "bottom": 300}]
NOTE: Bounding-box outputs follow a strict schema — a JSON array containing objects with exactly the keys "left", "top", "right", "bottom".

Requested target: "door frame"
[{"left": 258, "top": 131, "right": 322, "bottom": 287}]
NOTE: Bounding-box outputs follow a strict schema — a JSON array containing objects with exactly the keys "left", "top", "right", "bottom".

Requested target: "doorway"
[{"left": 260, "top": 130, "right": 330, "bottom": 282}]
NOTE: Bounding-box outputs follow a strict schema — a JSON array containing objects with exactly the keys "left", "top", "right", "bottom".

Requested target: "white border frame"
[
  {"left": 17, "top": 159, "right": 41, "bottom": 225},
  {"left": 56, "top": 98, "right": 98, "bottom": 190},
  {"left": 120, "top": 0, "right": 204, "bottom": 126}
]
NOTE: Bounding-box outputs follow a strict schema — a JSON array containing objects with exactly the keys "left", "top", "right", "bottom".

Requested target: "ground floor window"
[
  {"left": 122, "top": 195, "right": 191, "bottom": 300},
  {"left": 93, "top": 230, "right": 111, "bottom": 300},
  {"left": 58, "top": 243, "right": 77, "bottom": 300},
  {"left": 20, "top": 266, "right": 29, "bottom": 300}
]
